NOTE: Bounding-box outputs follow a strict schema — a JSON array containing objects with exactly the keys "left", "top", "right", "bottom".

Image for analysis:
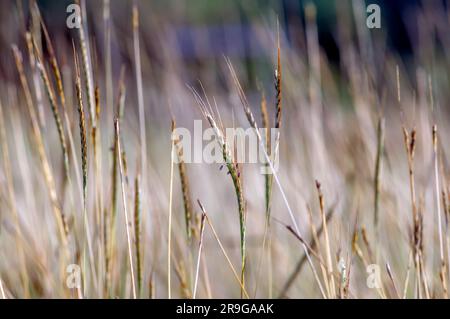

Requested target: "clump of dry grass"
[
  {"left": 432, "top": 125, "right": 448, "bottom": 297},
  {"left": 12, "top": 45, "right": 69, "bottom": 247},
  {"left": 76, "top": 0, "right": 96, "bottom": 130},
  {"left": 225, "top": 57, "right": 326, "bottom": 298},
  {"left": 402, "top": 127, "right": 429, "bottom": 298},
  {"left": 315, "top": 180, "right": 335, "bottom": 298},
  {"left": 105, "top": 68, "right": 126, "bottom": 296},
  {"left": 74, "top": 47, "right": 98, "bottom": 295},
  {"left": 191, "top": 88, "right": 247, "bottom": 296},
  {"left": 132, "top": 2, "right": 148, "bottom": 191}
]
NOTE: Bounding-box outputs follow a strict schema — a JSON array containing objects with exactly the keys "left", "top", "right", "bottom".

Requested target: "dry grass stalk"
[
  {"left": 444, "top": 189, "right": 450, "bottom": 290},
  {"left": 254, "top": 28, "right": 282, "bottom": 297},
  {"left": 432, "top": 125, "right": 448, "bottom": 297},
  {"left": 193, "top": 202, "right": 207, "bottom": 298},
  {"left": 260, "top": 89, "right": 272, "bottom": 215},
  {"left": 13, "top": 44, "right": 72, "bottom": 299},
  {"left": 252, "top": 90, "right": 272, "bottom": 298},
  {"left": 26, "top": 24, "right": 83, "bottom": 206},
  {"left": 173, "top": 258, "right": 192, "bottom": 299},
  {"left": 338, "top": 255, "right": 351, "bottom": 299},
  {"left": 148, "top": 272, "right": 155, "bottom": 299},
  {"left": 37, "top": 8, "right": 66, "bottom": 112},
  {"left": 225, "top": 57, "right": 326, "bottom": 298},
  {"left": 93, "top": 86, "right": 104, "bottom": 237},
  {"left": 315, "top": 181, "right": 336, "bottom": 298},
  {"left": 260, "top": 91, "right": 270, "bottom": 152},
  {"left": 134, "top": 175, "right": 143, "bottom": 296},
  {"left": 74, "top": 51, "right": 88, "bottom": 230},
  {"left": 274, "top": 21, "right": 282, "bottom": 158},
  {"left": 191, "top": 88, "right": 246, "bottom": 296},
  {"left": 115, "top": 118, "right": 137, "bottom": 299},
  {"left": 24, "top": 32, "right": 45, "bottom": 128},
  {"left": 198, "top": 200, "right": 250, "bottom": 299},
  {"left": 309, "top": 204, "right": 331, "bottom": 296},
  {"left": 284, "top": 224, "right": 326, "bottom": 267},
  {"left": 402, "top": 127, "right": 430, "bottom": 298},
  {"left": 352, "top": 218, "right": 387, "bottom": 298},
  {"left": 386, "top": 262, "right": 400, "bottom": 298},
  {"left": 172, "top": 120, "right": 194, "bottom": 241},
  {"left": 278, "top": 206, "right": 334, "bottom": 298},
  {"left": 361, "top": 226, "right": 374, "bottom": 263},
  {"left": 103, "top": 0, "right": 113, "bottom": 122},
  {"left": 352, "top": 228, "right": 368, "bottom": 266}
]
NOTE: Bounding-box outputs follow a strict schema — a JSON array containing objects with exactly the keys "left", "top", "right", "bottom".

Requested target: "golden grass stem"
[
  {"left": 315, "top": 181, "right": 336, "bottom": 298},
  {"left": 402, "top": 127, "right": 422, "bottom": 295},
  {"left": 115, "top": 119, "right": 137, "bottom": 299},
  {"left": 190, "top": 87, "right": 247, "bottom": 296},
  {"left": 386, "top": 262, "right": 400, "bottom": 298},
  {"left": 77, "top": 0, "right": 96, "bottom": 129},
  {"left": 133, "top": 2, "right": 148, "bottom": 193},
  {"left": 200, "top": 204, "right": 250, "bottom": 299},
  {"left": 26, "top": 28, "right": 83, "bottom": 209},
  {"left": 307, "top": 205, "right": 330, "bottom": 297},
  {"left": 32, "top": 38, "right": 70, "bottom": 182},
  {"left": 173, "top": 120, "right": 193, "bottom": 241},
  {"left": 37, "top": 7, "right": 67, "bottom": 112},
  {"left": 167, "top": 120, "right": 176, "bottom": 299},
  {"left": 134, "top": 175, "right": 143, "bottom": 297},
  {"left": 105, "top": 70, "right": 126, "bottom": 295},
  {"left": 193, "top": 202, "right": 207, "bottom": 299},
  {"left": 103, "top": 0, "right": 113, "bottom": 123},
  {"left": 278, "top": 207, "right": 333, "bottom": 298},
  {"left": 432, "top": 125, "right": 448, "bottom": 297},
  {"left": 74, "top": 48, "right": 98, "bottom": 295}
]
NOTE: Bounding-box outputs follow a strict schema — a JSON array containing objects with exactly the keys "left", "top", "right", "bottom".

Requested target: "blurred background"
[{"left": 0, "top": 0, "right": 429, "bottom": 86}]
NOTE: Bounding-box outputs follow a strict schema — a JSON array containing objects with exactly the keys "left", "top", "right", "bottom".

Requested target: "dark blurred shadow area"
[{"left": 0, "top": 0, "right": 438, "bottom": 80}]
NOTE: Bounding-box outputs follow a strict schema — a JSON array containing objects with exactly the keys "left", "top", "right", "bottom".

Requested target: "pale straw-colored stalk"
[
  {"left": 193, "top": 203, "right": 206, "bottom": 299},
  {"left": 115, "top": 119, "right": 137, "bottom": 299},
  {"left": 225, "top": 57, "right": 327, "bottom": 298},
  {"left": 133, "top": 2, "right": 148, "bottom": 193}
]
